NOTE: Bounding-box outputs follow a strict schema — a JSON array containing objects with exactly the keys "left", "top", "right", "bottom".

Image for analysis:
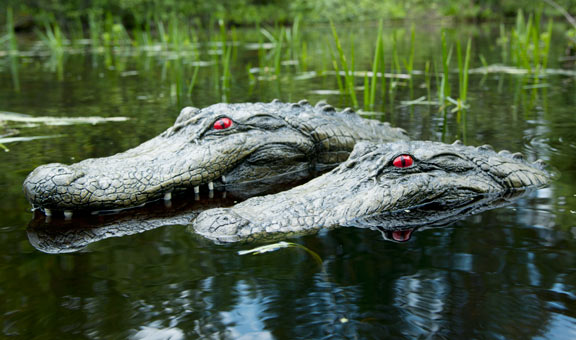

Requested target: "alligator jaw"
[
  {"left": 22, "top": 133, "right": 261, "bottom": 215},
  {"left": 23, "top": 128, "right": 313, "bottom": 215},
  {"left": 25, "top": 168, "right": 232, "bottom": 218},
  {"left": 23, "top": 100, "right": 409, "bottom": 216}
]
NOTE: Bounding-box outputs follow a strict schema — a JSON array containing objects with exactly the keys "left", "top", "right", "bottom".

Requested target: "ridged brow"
[{"left": 241, "top": 114, "right": 287, "bottom": 128}]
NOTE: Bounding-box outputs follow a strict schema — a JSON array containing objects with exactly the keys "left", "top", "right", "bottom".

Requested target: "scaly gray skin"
[
  {"left": 192, "top": 141, "right": 550, "bottom": 243},
  {"left": 22, "top": 100, "right": 408, "bottom": 214}
]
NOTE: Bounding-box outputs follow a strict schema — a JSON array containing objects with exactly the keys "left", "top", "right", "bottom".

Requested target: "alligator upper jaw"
[
  {"left": 23, "top": 136, "right": 314, "bottom": 217},
  {"left": 22, "top": 135, "right": 247, "bottom": 216},
  {"left": 23, "top": 162, "right": 231, "bottom": 218}
]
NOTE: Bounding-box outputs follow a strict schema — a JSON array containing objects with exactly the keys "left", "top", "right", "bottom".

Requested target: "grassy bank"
[{"left": 2, "top": 0, "right": 576, "bottom": 29}]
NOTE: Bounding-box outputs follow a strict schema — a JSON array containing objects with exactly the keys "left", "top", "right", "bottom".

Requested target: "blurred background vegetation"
[{"left": 2, "top": 0, "right": 576, "bottom": 28}]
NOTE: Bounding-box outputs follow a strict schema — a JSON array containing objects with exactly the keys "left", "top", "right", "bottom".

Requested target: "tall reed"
[
  {"left": 37, "top": 22, "right": 66, "bottom": 53},
  {"left": 404, "top": 25, "right": 415, "bottom": 98},
  {"left": 330, "top": 21, "right": 358, "bottom": 107},
  {"left": 364, "top": 21, "right": 383, "bottom": 111},
  {"left": 508, "top": 10, "right": 553, "bottom": 74},
  {"left": 438, "top": 31, "right": 452, "bottom": 106},
  {"left": 457, "top": 38, "right": 472, "bottom": 107},
  {"left": 6, "top": 8, "right": 18, "bottom": 52}
]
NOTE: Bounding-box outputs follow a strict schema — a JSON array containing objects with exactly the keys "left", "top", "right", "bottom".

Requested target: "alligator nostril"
[
  {"left": 23, "top": 163, "right": 84, "bottom": 200},
  {"left": 42, "top": 164, "right": 82, "bottom": 186}
]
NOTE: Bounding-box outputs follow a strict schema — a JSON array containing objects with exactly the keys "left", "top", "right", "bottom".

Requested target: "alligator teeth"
[
  {"left": 209, "top": 190, "right": 214, "bottom": 199},
  {"left": 44, "top": 208, "right": 52, "bottom": 217},
  {"left": 64, "top": 210, "right": 73, "bottom": 220},
  {"left": 222, "top": 175, "right": 227, "bottom": 183},
  {"left": 164, "top": 192, "right": 172, "bottom": 201},
  {"left": 208, "top": 182, "right": 214, "bottom": 191},
  {"left": 194, "top": 186, "right": 200, "bottom": 194},
  {"left": 194, "top": 193, "right": 200, "bottom": 201},
  {"left": 298, "top": 99, "right": 309, "bottom": 105},
  {"left": 222, "top": 191, "right": 227, "bottom": 198},
  {"left": 452, "top": 140, "right": 463, "bottom": 145}
]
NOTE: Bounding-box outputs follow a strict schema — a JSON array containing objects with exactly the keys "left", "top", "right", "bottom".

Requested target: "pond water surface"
[{"left": 1, "top": 22, "right": 576, "bottom": 339}]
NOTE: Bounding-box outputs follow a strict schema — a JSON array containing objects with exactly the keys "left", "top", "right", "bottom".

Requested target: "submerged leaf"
[
  {"left": 238, "top": 241, "right": 323, "bottom": 266},
  {"left": 238, "top": 241, "right": 292, "bottom": 255}
]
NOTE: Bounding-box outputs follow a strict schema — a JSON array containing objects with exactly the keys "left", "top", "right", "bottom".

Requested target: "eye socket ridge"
[
  {"left": 427, "top": 152, "right": 468, "bottom": 161},
  {"left": 213, "top": 117, "right": 234, "bottom": 130},
  {"left": 391, "top": 154, "right": 414, "bottom": 168}
]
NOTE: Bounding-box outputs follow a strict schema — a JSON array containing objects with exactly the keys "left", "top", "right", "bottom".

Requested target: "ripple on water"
[{"left": 393, "top": 270, "right": 448, "bottom": 338}]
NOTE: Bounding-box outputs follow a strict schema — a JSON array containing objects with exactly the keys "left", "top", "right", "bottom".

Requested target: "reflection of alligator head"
[
  {"left": 365, "top": 189, "right": 539, "bottom": 243},
  {"left": 25, "top": 176, "right": 312, "bottom": 254},
  {"left": 26, "top": 193, "right": 237, "bottom": 254},
  {"left": 23, "top": 100, "right": 408, "bottom": 216},
  {"left": 192, "top": 141, "right": 550, "bottom": 243}
]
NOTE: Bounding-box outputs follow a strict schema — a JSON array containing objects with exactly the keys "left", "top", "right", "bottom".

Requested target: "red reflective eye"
[
  {"left": 392, "top": 155, "right": 414, "bottom": 168},
  {"left": 213, "top": 117, "right": 232, "bottom": 130}
]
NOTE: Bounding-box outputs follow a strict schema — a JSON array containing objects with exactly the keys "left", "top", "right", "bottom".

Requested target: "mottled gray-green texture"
[
  {"left": 193, "top": 140, "right": 549, "bottom": 242},
  {"left": 22, "top": 100, "right": 408, "bottom": 212}
]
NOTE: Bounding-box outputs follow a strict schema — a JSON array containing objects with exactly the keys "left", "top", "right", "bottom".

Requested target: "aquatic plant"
[
  {"left": 404, "top": 25, "right": 416, "bottom": 99},
  {"left": 365, "top": 21, "right": 384, "bottom": 111},
  {"left": 87, "top": 11, "right": 103, "bottom": 48},
  {"left": 456, "top": 38, "right": 472, "bottom": 111},
  {"left": 36, "top": 22, "right": 66, "bottom": 53},
  {"left": 330, "top": 21, "right": 358, "bottom": 107},
  {"left": 507, "top": 10, "right": 553, "bottom": 74},
  {"left": 424, "top": 60, "right": 431, "bottom": 102},
  {"left": 438, "top": 31, "right": 452, "bottom": 107},
  {"left": 221, "top": 20, "right": 235, "bottom": 100},
  {"left": 5, "top": 7, "right": 18, "bottom": 52}
]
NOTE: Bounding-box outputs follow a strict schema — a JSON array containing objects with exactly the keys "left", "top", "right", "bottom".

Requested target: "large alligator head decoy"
[
  {"left": 191, "top": 141, "right": 551, "bottom": 243},
  {"left": 23, "top": 100, "right": 408, "bottom": 216}
]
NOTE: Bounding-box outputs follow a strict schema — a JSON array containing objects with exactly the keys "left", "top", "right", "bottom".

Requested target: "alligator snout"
[
  {"left": 192, "top": 208, "right": 252, "bottom": 243},
  {"left": 23, "top": 163, "right": 85, "bottom": 208}
]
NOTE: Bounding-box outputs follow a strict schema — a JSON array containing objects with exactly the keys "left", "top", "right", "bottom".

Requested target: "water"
[{"left": 1, "top": 22, "right": 576, "bottom": 339}]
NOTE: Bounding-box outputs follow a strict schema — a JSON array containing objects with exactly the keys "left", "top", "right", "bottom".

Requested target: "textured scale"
[
  {"left": 23, "top": 100, "right": 409, "bottom": 212},
  {"left": 192, "top": 141, "right": 550, "bottom": 243}
]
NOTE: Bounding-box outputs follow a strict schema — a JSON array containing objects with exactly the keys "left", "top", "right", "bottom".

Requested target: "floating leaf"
[
  {"left": 238, "top": 241, "right": 323, "bottom": 266},
  {"left": 0, "top": 135, "right": 64, "bottom": 144},
  {"left": 0, "top": 111, "right": 130, "bottom": 126}
]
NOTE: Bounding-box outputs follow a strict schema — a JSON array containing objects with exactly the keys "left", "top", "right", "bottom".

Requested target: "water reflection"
[
  {"left": 4, "top": 185, "right": 576, "bottom": 339},
  {"left": 2, "top": 22, "right": 576, "bottom": 340},
  {"left": 27, "top": 184, "right": 549, "bottom": 257},
  {"left": 25, "top": 172, "right": 315, "bottom": 253}
]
